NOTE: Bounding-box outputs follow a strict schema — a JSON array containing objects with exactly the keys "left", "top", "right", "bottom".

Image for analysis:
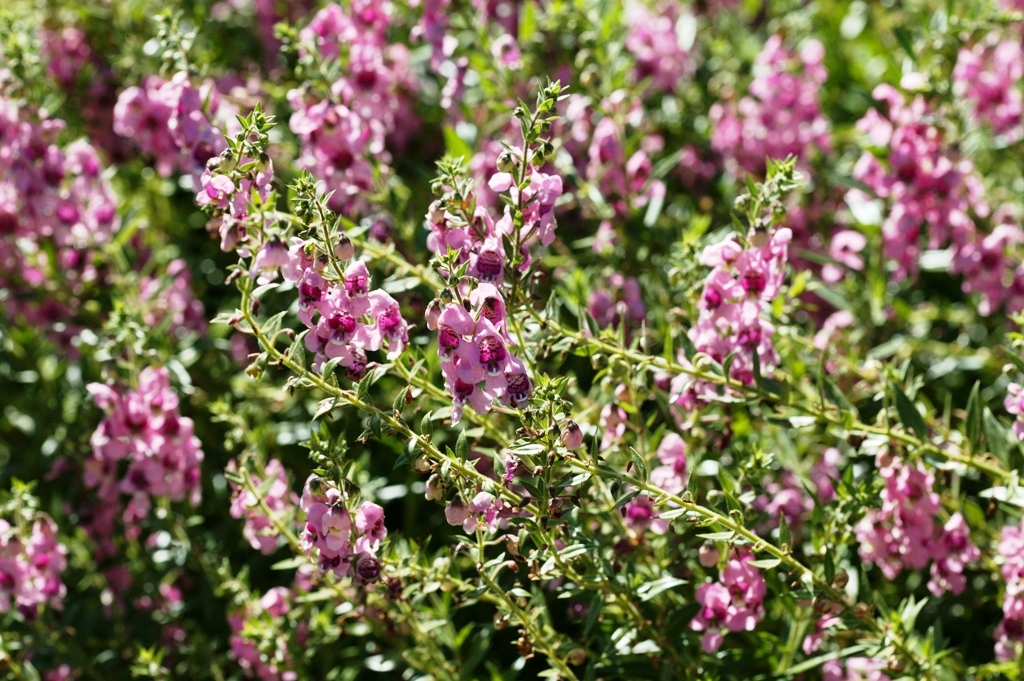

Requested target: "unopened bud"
[
  {"left": 425, "top": 299, "right": 441, "bottom": 330},
  {"left": 497, "top": 152, "right": 515, "bottom": 173},
  {"left": 833, "top": 569, "right": 849, "bottom": 589},
  {"left": 425, "top": 474, "right": 444, "bottom": 501},
  {"left": 698, "top": 543, "right": 720, "bottom": 568},
  {"left": 333, "top": 233, "right": 354, "bottom": 261},
  {"left": 355, "top": 553, "right": 381, "bottom": 583},
  {"left": 429, "top": 201, "right": 445, "bottom": 224},
  {"left": 560, "top": 421, "right": 584, "bottom": 451}
]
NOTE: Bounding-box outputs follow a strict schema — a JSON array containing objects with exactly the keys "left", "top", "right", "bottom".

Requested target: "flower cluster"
[
  {"left": 851, "top": 85, "right": 986, "bottom": 282},
  {"left": 445, "top": 491, "right": 507, "bottom": 534},
  {"left": 689, "top": 548, "right": 766, "bottom": 652},
  {"left": 671, "top": 226, "right": 792, "bottom": 408},
  {"left": 114, "top": 72, "right": 237, "bottom": 179},
  {"left": 284, "top": 249, "right": 408, "bottom": 376},
  {"left": 139, "top": 258, "right": 207, "bottom": 337},
  {"left": 0, "top": 96, "right": 119, "bottom": 342},
  {"left": 852, "top": 83, "right": 1024, "bottom": 311},
  {"left": 229, "top": 586, "right": 299, "bottom": 681},
  {"left": 1006, "top": 382, "right": 1024, "bottom": 442},
  {"left": 228, "top": 459, "right": 299, "bottom": 555},
  {"left": 0, "top": 515, "right": 67, "bottom": 619},
  {"left": 822, "top": 658, "right": 891, "bottom": 681},
  {"left": 196, "top": 146, "right": 274, "bottom": 254},
  {"left": 299, "top": 477, "right": 386, "bottom": 581},
  {"left": 287, "top": 2, "right": 417, "bottom": 215},
  {"left": 588, "top": 274, "right": 647, "bottom": 330},
  {"left": 855, "top": 454, "right": 978, "bottom": 597},
  {"left": 428, "top": 284, "right": 531, "bottom": 423},
  {"left": 951, "top": 211, "right": 1024, "bottom": 316},
  {"left": 42, "top": 26, "right": 91, "bottom": 88},
  {"left": 624, "top": 2, "right": 694, "bottom": 93},
  {"left": 996, "top": 518, "right": 1024, "bottom": 661},
  {"left": 621, "top": 422, "right": 684, "bottom": 533},
  {"left": 85, "top": 367, "right": 204, "bottom": 556},
  {"left": 953, "top": 35, "right": 1023, "bottom": 139},
  {"left": 711, "top": 35, "right": 830, "bottom": 175}
]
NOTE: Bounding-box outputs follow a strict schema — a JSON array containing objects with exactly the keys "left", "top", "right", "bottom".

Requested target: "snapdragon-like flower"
[
  {"left": 1006, "top": 382, "right": 1024, "bottom": 442},
  {"left": 287, "top": 254, "right": 409, "bottom": 374},
  {"left": 711, "top": 35, "right": 830, "bottom": 175},
  {"left": 953, "top": 34, "right": 1023, "bottom": 139},
  {"left": 197, "top": 153, "right": 274, "bottom": 254},
  {"left": 229, "top": 586, "right": 299, "bottom": 681},
  {"left": 114, "top": 72, "right": 237, "bottom": 179},
  {"left": 0, "top": 97, "right": 119, "bottom": 344},
  {"left": 690, "top": 548, "right": 766, "bottom": 652},
  {"left": 228, "top": 459, "right": 299, "bottom": 555},
  {"left": 822, "top": 658, "right": 891, "bottom": 681},
  {"left": 581, "top": 93, "right": 666, "bottom": 218},
  {"left": 300, "top": 476, "right": 386, "bottom": 580},
  {"left": 85, "top": 367, "right": 204, "bottom": 555},
  {"left": 649, "top": 433, "right": 688, "bottom": 495},
  {"left": 997, "top": 517, "right": 1024, "bottom": 661},
  {"left": 0, "top": 515, "right": 67, "bottom": 619},
  {"left": 588, "top": 274, "right": 647, "bottom": 330},
  {"left": 624, "top": 3, "right": 695, "bottom": 92},
  {"left": 444, "top": 490, "right": 523, "bottom": 534},
  {"left": 671, "top": 226, "right": 792, "bottom": 409},
  {"left": 430, "top": 287, "right": 531, "bottom": 423},
  {"left": 848, "top": 83, "right": 1024, "bottom": 306},
  {"left": 287, "top": 2, "right": 418, "bottom": 215},
  {"left": 855, "top": 454, "right": 978, "bottom": 596}
]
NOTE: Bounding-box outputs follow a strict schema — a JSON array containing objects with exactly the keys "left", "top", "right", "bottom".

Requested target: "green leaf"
[
  {"left": 892, "top": 383, "right": 927, "bottom": 441},
  {"left": 822, "top": 376, "right": 854, "bottom": 415},
  {"left": 442, "top": 125, "right": 472, "bottom": 161},
  {"left": 613, "top": 488, "right": 641, "bottom": 510},
  {"left": 628, "top": 447, "right": 648, "bottom": 483},
  {"left": 748, "top": 558, "right": 782, "bottom": 570},
  {"left": 984, "top": 407, "right": 1010, "bottom": 464},
  {"left": 778, "top": 514, "right": 791, "bottom": 549},
  {"left": 313, "top": 398, "right": 336, "bottom": 421},
  {"left": 893, "top": 26, "right": 916, "bottom": 60},
  {"left": 966, "top": 382, "right": 982, "bottom": 456},
  {"left": 455, "top": 430, "right": 469, "bottom": 460},
  {"left": 392, "top": 387, "right": 409, "bottom": 415}
]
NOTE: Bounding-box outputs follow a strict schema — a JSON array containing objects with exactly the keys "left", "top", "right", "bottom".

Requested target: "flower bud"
[
  {"left": 355, "top": 553, "right": 381, "bottom": 583},
  {"left": 698, "top": 543, "right": 719, "bottom": 568},
  {"left": 425, "top": 299, "right": 441, "bottom": 331},
  {"left": 568, "top": 649, "right": 586, "bottom": 666},
  {"left": 497, "top": 152, "right": 515, "bottom": 173},
  {"left": 429, "top": 201, "right": 445, "bottom": 224},
  {"left": 425, "top": 474, "right": 444, "bottom": 501},
  {"left": 833, "top": 569, "right": 849, "bottom": 589},
  {"left": 445, "top": 498, "right": 469, "bottom": 527},
  {"left": 560, "top": 421, "right": 584, "bottom": 451},
  {"left": 333, "top": 233, "right": 354, "bottom": 261}
]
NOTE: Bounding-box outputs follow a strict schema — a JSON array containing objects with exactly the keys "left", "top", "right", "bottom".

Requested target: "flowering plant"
[{"left": 6, "top": 0, "right": 1024, "bottom": 679}]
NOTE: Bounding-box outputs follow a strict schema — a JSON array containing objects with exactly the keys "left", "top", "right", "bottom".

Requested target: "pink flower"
[
  {"left": 690, "top": 549, "right": 766, "bottom": 651},
  {"left": 856, "top": 456, "right": 977, "bottom": 595},
  {"left": 711, "top": 34, "right": 830, "bottom": 175},
  {"left": 227, "top": 459, "right": 298, "bottom": 555}
]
